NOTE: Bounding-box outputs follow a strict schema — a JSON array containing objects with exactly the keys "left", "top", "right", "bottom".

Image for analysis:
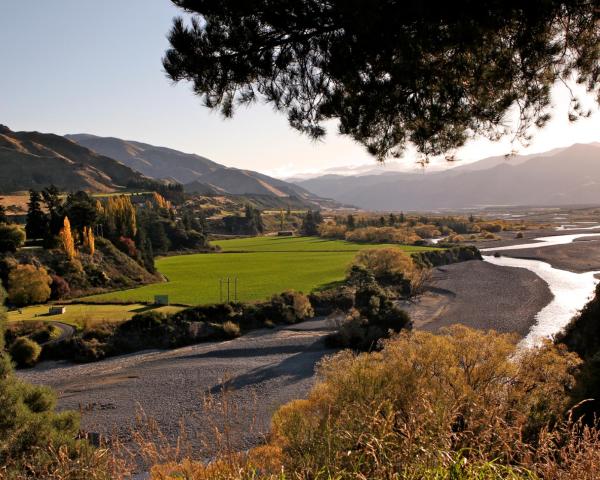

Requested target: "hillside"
[
  {"left": 294, "top": 143, "right": 600, "bottom": 210},
  {"left": 67, "top": 134, "right": 325, "bottom": 204},
  {"left": 0, "top": 125, "right": 147, "bottom": 193}
]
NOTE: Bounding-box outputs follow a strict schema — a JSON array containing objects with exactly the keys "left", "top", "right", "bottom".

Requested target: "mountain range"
[
  {"left": 66, "top": 134, "right": 319, "bottom": 202},
  {"left": 293, "top": 143, "right": 600, "bottom": 210},
  {"left": 0, "top": 125, "right": 147, "bottom": 192}
]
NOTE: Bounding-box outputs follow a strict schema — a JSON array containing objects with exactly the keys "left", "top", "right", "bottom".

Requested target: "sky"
[{"left": 1, "top": 0, "right": 599, "bottom": 179}]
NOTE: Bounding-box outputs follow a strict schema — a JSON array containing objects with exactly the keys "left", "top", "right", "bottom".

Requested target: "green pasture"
[
  {"left": 6, "top": 303, "right": 183, "bottom": 328},
  {"left": 86, "top": 236, "right": 439, "bottom": 306},
  {"left": 213, "top": 236, "right": 435, "bottom": 253}
]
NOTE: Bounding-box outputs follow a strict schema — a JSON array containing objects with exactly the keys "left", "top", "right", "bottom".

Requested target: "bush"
[
  {"left": 271, "top": 326, "right": 582, "bottom": 478},
  {"left": 267, "top": 291, "right": 314, "bottom": 324},
  {"left": 345, "top": 226, "right": 421, "bottom": 244},
  {"left": 9, "top": 337, "right": 42, "bottom": 368},
  {"left": 318, "top": 223, "right": 347, "bottom": 239},
  {"left": 50, "top": 274, "right": 70, "bottom": 300},
  {"left": 516, "top": 232, "right": 524, "bottom": 239},
  {"left": 0, "top": 224, "right": 25, "bottom": 253},
  {"left": 222, "top": 320, "right": 241, "bottom": 338},
  {"left": 351, "top": 248, "right": 427, "bottom": 295},
  {"left": 309, "top": 287, "right": 355, "bottom": 315},
  {"left": 7, "top": 264, "right": 52, "bottom": 307},
  {"left": 413, "top": 245, "right": 482, "bottom": 268},
  {"left": 328, "top": 279, "right": 412, "bottom": 350}
]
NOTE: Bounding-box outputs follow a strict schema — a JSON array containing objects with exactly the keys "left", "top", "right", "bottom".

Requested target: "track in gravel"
[{"left": 19, "top": 317, "right": 338, "bottom": 453}]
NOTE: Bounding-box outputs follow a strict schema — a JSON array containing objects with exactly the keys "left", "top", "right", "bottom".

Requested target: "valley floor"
[{"left": 18, "top": 226, "right": 600, "bottom": 455}]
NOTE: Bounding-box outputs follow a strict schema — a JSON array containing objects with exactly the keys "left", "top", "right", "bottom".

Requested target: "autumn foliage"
[
  {"left": 7, "top": 264, "right": 52, "bottom": 307},
  {"left": 59, "top": 216, "right": 77, "bottom": 259},
  {"left": 82, "top": 225, "right": 95, "bottom": 255}
]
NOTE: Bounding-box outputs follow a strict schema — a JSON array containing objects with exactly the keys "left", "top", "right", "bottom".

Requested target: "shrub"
[
  {"left": 50, "top": 274, "right": 70, "bottom": 300},
  {"left": 318, "top": 223, "right": 347, "bottom": 239},
  {"left": 116, "top": 236, "right": 138, "bottom": 258},
  {"left": 0, "top": 224, "right": 25, "bottom": 252},
  {"left": 222, "top": 321, "right": 241, "bottom": 338},
  {"left": 271, "top": 326, "right": 582, "bottom": 478},
  {"left": 413, "top": 245, "right": 482, "bottom": 268},
  {"left": 345, "top": 226, "right": 421, "bottom": 244},
  {"left": 328, "top": 279, "right": 412, "bottom": 350},
  {"left": 7, "top": 264, "right": 52, "bottom": 307},
  {"left": 9, "top": 337, "right": 42, "bottom": 368},
  {"left": 413, "top": 224, "right": 441, "bottom": 238},
  {"left": 516, "top": 232, "right": 524, "bottom": 239},
  {"left": 353, "top": 248, "right": 415, "bottom": 279},
  {"left": 309, "top": 287, "right": 355, "bottom": 315},
  {"left": 268, "top": 291, "right": 314, "bottom": 323},
  {"left": 483, "top": 231, "right": 500, "bottom": 240},
  {"left": 351, "top": 248, "right": 426, "bottom": 295}
]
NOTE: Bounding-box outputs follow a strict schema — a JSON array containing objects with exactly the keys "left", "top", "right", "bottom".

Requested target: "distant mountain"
[
  {"left": 67, "top": 134, "right": 323, "bottom": 203},
  {"left": 293, "top": 143, "right": 600, "bottom": 210},
  {"left": 0, "top": 125, "right": 147, "bottom": 193}
]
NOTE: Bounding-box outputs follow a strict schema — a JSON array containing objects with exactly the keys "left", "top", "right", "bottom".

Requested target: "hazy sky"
[{"left": 1, "top": 0, "right": 599, "bottom": 178}]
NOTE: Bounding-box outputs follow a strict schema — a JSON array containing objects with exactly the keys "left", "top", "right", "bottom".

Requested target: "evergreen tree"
[
  {"left": 302, "top": 210, "right": 322, "bottom": 236},
  {"left": 399, "top": 212, "right": 406, "bottom": 223},
  {"left": 0, "top": 205, "right": 8, "bottom": 224},
  {"left": 164, "top": 1, "right": 598, "bottom": 160},
  {"left": 25, "top": 190, "right": 47, "bottom": 240},
  {"left": 388, "top": 213, "right": 396, "bottom": 226},
  {"left": 41, "top": 185, "right": 63, "bottom": 236},
  {"left": 347, "top": 214, "right": 355, "bottom": 230},
  {"left": 63, "top": 191, "right": 98, "bottom": 235}
]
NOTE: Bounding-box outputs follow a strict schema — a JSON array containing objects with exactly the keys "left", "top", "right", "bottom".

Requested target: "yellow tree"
[
  {"left": 59, "top": 216, "right": 77, "bottom": 259},
  {"left": 82, "top": 226, "right": 95, "bottom": 256}
]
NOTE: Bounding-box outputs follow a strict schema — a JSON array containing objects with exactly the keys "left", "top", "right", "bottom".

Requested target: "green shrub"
[
  {"left": 309, "top": 287, "right": 355, "bottom": 315},
  {"left": 413, "top": 245, "right": 481, "bottom": 268},
  {"left": 0, "top": 224, "right": 25, "bottom": 253},
  {"left": 9, "top": 337, "right": 42, "bottom": 368},
  {"left": 7, "top": 264, "right": 52, "bottom": 307}
]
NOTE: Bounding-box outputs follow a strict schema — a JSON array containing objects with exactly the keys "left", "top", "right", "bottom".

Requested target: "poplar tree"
[{"left": 59, "top": 216, "right": 77, "bottom": 260}]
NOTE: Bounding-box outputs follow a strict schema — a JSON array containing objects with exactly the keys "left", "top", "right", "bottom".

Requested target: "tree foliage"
[
  {"left": 7, "top": 264, "right": 52, "bottom": 307},
  {"left": 164, "top": 1, "right": 599, "bottom": 160},
  {"left": 82, "top": 225, "right": 95, "bottom": 256},
  {"left": 0, "top": 224, "right": 25, "bottom": 253},
  {"left": 25, "top": 189, "right": 47, "bottom": 240},
  {"left": 9, "top": 337, "right": 42, "bottom": 368},
  {"left": 59, "top": 216, "right": 77, "bottom": 260}
]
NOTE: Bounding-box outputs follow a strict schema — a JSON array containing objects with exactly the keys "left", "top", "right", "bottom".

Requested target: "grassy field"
[
  {"left": 86, "top": 236, "right": 438, "bottom": 306},
  {"left": 6, "top": 303, "right": 183, "bottom": 328}
]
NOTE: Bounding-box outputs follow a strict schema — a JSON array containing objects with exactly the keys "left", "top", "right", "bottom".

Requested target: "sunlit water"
[
  {"left": 483, "top": 255, "right": 600, "bottom": 348},
  {"left": 481, "top": 232, "right": 600, "bottom": 252},
  {"left": 555, "top": 223, "right": 600, "bottom": 231}
]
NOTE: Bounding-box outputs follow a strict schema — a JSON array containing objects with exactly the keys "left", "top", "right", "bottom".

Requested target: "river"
[{"left": 480, "top": 230, "right": 600, "bottom": 346}]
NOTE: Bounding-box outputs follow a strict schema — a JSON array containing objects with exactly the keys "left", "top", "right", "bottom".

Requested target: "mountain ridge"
[
  {"left": 0, "top": 125, "right": 148, "bottom": 193},
  {"left": 66, "top": 133, "right": 323, "bottom": 203},
  {"left": 293, "top": 143, "right": 600, "bottom": 210}
]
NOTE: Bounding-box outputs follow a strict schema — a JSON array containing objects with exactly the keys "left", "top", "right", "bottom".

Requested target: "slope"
[{"left": 0, "top": 126, "right": 147, "bottom": 193}]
